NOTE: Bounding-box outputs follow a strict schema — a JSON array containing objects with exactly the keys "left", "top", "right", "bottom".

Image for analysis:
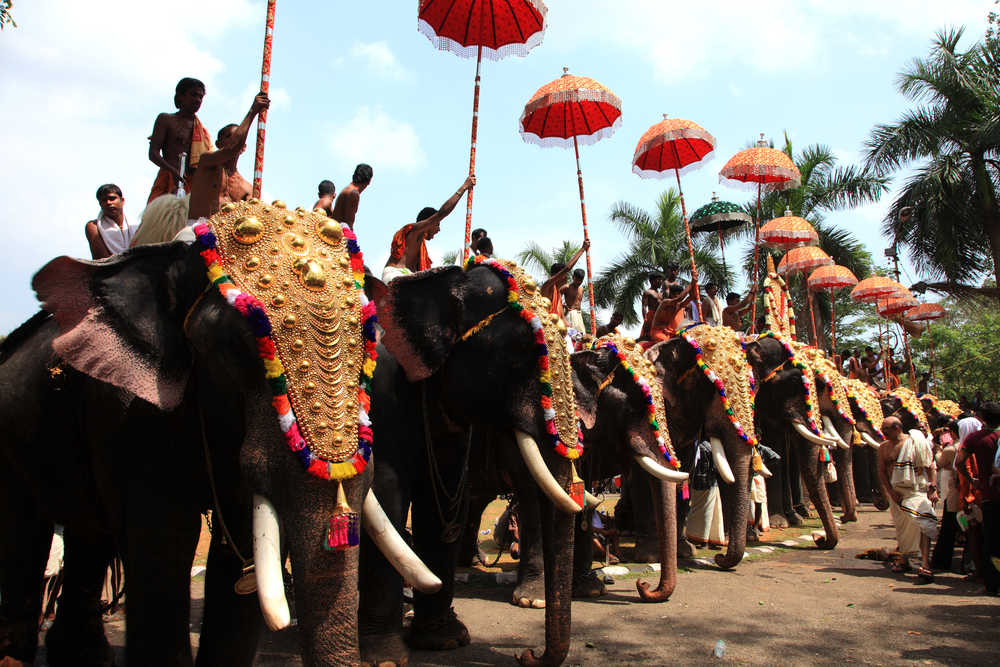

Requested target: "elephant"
[
  {"left": 358, "top": 260, "right": 587, "bottom": 667},
  {"left": 459, "top": 335, "right": 687, "bottom": 607},
  {"left": 844, "top": 378, "right": 892, "bottom": 511},
  {"left": 0, "top": 204, "right": 440, "bottom": 667}
]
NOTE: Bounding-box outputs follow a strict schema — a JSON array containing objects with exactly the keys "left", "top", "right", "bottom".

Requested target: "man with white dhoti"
[
  {"left": 85, "top": 184, "right": 138, "bottom": 259},
  {"left": 686, "top": 441, "right": 726, "bottom": 548},
  {"left": 878, "top": 416, "right": 939, "bottom": 581}
]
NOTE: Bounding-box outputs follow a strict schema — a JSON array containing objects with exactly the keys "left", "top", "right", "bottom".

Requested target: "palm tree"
[
  {"left": 863, "top": 27, "right": 1000, "bottom": 297},
  {"left": 592, "top": 188, "right": 729, "bottom": 326},
  {"left": 515, "top": 240, "right": 584, "bottom": 285}
]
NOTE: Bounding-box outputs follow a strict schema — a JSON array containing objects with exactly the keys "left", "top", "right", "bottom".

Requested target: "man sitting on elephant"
[{"left": 381, "top": 174, "right": 476, "bottom": 283}]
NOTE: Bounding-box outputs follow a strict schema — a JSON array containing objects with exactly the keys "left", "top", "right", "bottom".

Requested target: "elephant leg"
[
  {"left": 0, "top": 465, "right": 53, "bottom": 665},
  {"left": 788, "top": 440, "right": 811, "bottom": 519},
  {"left": 794, "top": 441, "right": 840, "bottom": 549},
  {"left": 636, "top": 479, "right": 677, "bottom": 602},
  {"left": 571, "top": 509, "right": 604, "bottom": 599},
  {"left": 359, "top": 463, "right": 411, "bottom": 667},
  {"left": 194, "top": 495, "right": 262, "bottom": 667},
  {"left": 626, "top": 461, "right": 659, "bottom": 563},
  {"left": 510, "top": 459, "right": 546, "bottom": 608},
  {"left": 868, "top": 447, "right": 891, "bottom": 511},
  {"left": 763, "top": 427, "right": 789, "bottom": 529},
  {"left": 834, "top": 447, "right": 858, "bottom": 523},
  {"left": 853, "top": 446, "right": 874, "bottom": 503},
  {"left": 44, "top": 530, "right": 116, "bottom": 667},
  {"left": 405, "top": 472, "right": 471, "bottom": 652},
  {"left": 457, "top": 493, "right": 492, "bottom": 567},
  {"left": 675, "top": 444, "right": 696, "bottom": 559}
]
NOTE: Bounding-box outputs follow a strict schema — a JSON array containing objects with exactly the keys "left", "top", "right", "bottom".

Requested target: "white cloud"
[
  {"left": 328, "top": 106, "right": 426, "bottom": 173},
  {"left": 350, "top": 41, "right": 415, "bottom": 82}
]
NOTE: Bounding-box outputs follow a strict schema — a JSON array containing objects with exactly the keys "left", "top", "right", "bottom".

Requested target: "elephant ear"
[
  {"left": 645, "top": 339, "right": 694, "bottom": 409},
  {"left": 363, "top": 275, "right": 389, "bottom": 313},
  {"left": 379, "top": 266, "right": 469, "bottom": 382},
  {"left": 570, "top": 349, "right": 607, "bottom": 430},
  {"left": 32, "top": 243, "right": 204, "bottom": 410}
]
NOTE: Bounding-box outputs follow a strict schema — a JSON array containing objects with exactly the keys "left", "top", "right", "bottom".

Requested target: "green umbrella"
[{"left": 689, "top": 193, "right": 751, "bottom": 289}]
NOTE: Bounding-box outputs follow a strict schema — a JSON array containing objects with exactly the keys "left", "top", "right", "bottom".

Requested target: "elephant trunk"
[
  {"left": 636, "top": 478, "right": 677, "bottom": 602},
  {"left": 714, "top": 441, "right": 752, "bottom": 570},
  {"left": 795, "top": 439, "right": 840, "bottom": 550},
  {"left": 517, "top": 464, "right": 574, "bottom": 667}
]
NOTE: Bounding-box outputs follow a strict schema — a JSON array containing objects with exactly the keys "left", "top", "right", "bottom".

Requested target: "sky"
[{"left": 1, "top": 0, "right": 995, "bottom": 337}]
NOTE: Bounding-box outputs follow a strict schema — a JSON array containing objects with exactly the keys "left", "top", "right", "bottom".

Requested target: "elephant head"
[
  {"left": 919, "top": 394, "right": 961, "bottom": 427},
  {"left": 844, "top": 379, "right": 892, "bottom": 510},
  {"left": 882, "top": 387, "right": 930, "bottom": 434},
  {"left": 32, "top": 202, "right": 438, "bottom": 667}
]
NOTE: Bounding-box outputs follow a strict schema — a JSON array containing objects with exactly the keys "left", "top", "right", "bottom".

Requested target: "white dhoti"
[
  {"left": 381, "top": 266, "right": 412, "bottom": 283},
  {"left": 890, "top": 484, "right": 939, "bottom": 557},
  {"left": 566, "top": 309, "right": 585, "bottom": 335},
  {"left": 687, "top": 486, "right": 727, "bottom": 546},
  {"left": 749, "top": 475, "right": 770, "bottom": 532}
]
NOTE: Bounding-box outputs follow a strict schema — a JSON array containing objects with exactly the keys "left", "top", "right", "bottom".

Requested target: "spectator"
[
  {"left": 85, "top": 184, "right": 137, "bottom": 259},
  {"left": 931, "top": 418, "right": 961, "bottom": 570},
  {"left": 955, "top": 403, "right": 1000, "bottom": 595}
]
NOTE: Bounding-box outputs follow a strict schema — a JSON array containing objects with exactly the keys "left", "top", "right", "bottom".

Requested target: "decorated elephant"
[
  {"left": 882, "top": 387, "right": 931, "bottom": 434},
  {"left": 844, "top": 378, "right": 892, "bottom": 510},
  {"left": 0, "top": 202, "right": 439, "bottom": 667},
  {"left": 358, "top": 257, "right": 588, "bottom": 667}
]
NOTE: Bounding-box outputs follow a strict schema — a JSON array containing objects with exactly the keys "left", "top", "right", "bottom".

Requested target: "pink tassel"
[{"left": 324, "top": 481, "right": 360, "bottom": 551}]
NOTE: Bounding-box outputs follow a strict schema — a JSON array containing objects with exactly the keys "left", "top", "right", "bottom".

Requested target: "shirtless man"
[
  {"left": 476, "top": 236, "right": 494, "bottom": 259},
  {"left": 313, "top": 180, "right": 337, "bottom": 216},
  {"left": 188, "top": 92, "right": 270, "bottom": 221},
  {"left": 541, "top": 240, "right": 590, "bottom": 324},
  {"left": 639, "top": 273, "right": 664, "bottom": 340},
  {"left": 382, "top": 175, "right": 476, "bottom": 282},
  {"left": 332, "top": 164, "right": 373, "bottom": 231},
  {"left": 649, "top": 281, "right": 696, "bottom": 344},
  {"left": 85, "top": 184, "right": 138, "bottom": 259},
  {"left": 595, "top": 312, "right": 624, "bottom": 338},
  {"left": 702, "top": 282, "right": 725, "bottom": 326},
  {"left": 471, "top": 228, "right": 488, "bottom": 255},
  {"left": 662, "top": 263, "right": 680, "bottom": 293},
  {"left": 721, "top": 288, "right": 757, "bottom": 331},
  {"left": 561, "top": 268, "right": 587, "bottom": 334},
  {"left": 147, "top": 78, "right": 211, "bottom": 204}
]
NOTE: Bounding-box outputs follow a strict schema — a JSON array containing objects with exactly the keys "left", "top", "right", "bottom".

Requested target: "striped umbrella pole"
[
  {"left": 673, "top": 168, "right": 703, "bottom": 322},
  {"left": 463, "top": 43, "right": 482, "bottom": 263},
  {"left": 572, "top": 133, "right": 597, "bottom": 338},
  {"left": 252, "top": 0, "right": 276, "bottom": 199}
]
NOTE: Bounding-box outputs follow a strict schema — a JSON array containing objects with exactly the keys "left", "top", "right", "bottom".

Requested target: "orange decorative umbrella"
[
  {"left": 631, "top": 115, "right": 717, "bottom": 320},
  {"left": 904, "top": 303, "right": 947, "bottom": 322},
  {"left": 777, "top": 246, "right": 832, "bottom": 344},
  {"left": 850, "top": 276, "right": 905, "bottom": 303},
  {"left": 419, "top": 0, "right": 548, "bottom": 262},
  {"left": 808, "top": 264, "right": 857, "bottom": 350},
  {"left": 520, "top": 68, "right": 623, "bottom": 336},
  {"left": 760, "top": 209, "right": 818, "bottom": 248},
  {"left": 719, "top": 135, "right": 802, "bottom": 331},
  {"left": 876, "top": 293, "right": 919, "bottom": 317}
]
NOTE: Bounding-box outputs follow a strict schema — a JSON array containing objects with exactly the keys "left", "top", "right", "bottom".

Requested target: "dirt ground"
[{"left": 35, "top": 502, "right": 999, "bottom": 666}]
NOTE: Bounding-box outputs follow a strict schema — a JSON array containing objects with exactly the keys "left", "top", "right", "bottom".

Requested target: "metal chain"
[
  {"left": 421, "top": 380, "right": 473, "bottom": 522},
  {"left": 199, "top": 406, "right": 252, "bottom": 569}
]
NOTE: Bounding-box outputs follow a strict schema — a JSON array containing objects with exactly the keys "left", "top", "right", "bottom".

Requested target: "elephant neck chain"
[{"left": 421, "top": 380, "right": 472, "bottom": 540}]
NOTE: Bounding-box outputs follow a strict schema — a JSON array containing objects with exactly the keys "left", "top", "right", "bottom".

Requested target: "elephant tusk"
[
  {"left": 362, "top": 490, "right": 443, "bottom": 594},
  {"left": 709, "top": 437, "right": 736, "bottom": 484},
  {"left": 760, "top": 462, "right": 773, "bottom": 479},
  {"left": 792, "top": 421, "right": 839, "bottom": 448},
  {"left": 860, "top": 432, "right": 882, "bottom": 449},
  {"left": 635, "top": 455, "right": 689, "bottom": 484},
  {"left": 515, "top": 430, "right": 583, "bottom": 515},
  {"left": 253, "top": 494, "right": 291, "bottom": 632},
  {"left": 584, "top": 490, "right": 603, "bottom": 509},
  {"left": 822, "top": 416, "right": 849, "bottom": 450}
]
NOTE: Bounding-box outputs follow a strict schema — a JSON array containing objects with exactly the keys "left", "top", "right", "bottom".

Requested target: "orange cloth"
[
  {"left": 389, "top": 225, "right": 432, "bottom": 272},
  {"left": 650, "top": 303, "right": 685, "bottom": 343},
  {"left": 189, "top": 114, "right": 214, "bottom": 168},
  {"left": 958, "top": 455, "right": 981, "bottom": 509},
  {"left": 147, "top": 168, "right": 190, "bottom": 204},
  {"left": 650, "top": 324, "right": 673, "bottom": 344}
]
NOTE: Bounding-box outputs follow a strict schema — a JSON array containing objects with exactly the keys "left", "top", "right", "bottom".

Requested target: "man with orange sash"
[
  {"left": 382, "top": 175, "right": 476, "bottom": 283},
  {"left": 648, "top": 281, "right": 696, "bottom": 345},
  {"left": 147, "top": 78, "right": 214, "bottom": 203}
]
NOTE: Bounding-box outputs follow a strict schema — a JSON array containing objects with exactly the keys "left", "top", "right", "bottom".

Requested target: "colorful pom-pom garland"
[
  {"left": 758, "top": 331, "right": 821, "bottom": 435},
  {"left": 679, "top": 327, "right": 758, "bottom": 446},
  {"left": 594, "top": 339, "right": 679, "bottom": 468},
  {"left": 193, "top": 222, "right": 377, "bottom": 482},
  {"left": 814, "top": 367, "right": 855, "bottom": 426},
  {"left": 464, "top": 255, "right": 584, "bottom": 459}
]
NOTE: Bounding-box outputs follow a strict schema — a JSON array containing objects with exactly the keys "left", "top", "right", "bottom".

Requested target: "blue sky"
[{"left": 1, "top": 0, "right": 994, "bottom": 336}]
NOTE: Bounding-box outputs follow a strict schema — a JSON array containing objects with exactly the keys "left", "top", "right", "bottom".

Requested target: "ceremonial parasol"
[
  {"left": 807, "top": 264, "right": 857, "bottom": 350},
  {"left": 631, "top": 115, "right": 717, "bottom": 320},
  {"left": 777, "top": 246, "right": 832, "bottom": 345},
  {"left": 252, "top": 0, "right": 277, "bottom": 199},
  {"left": 905, "top": 303, "right": 947, "bottom": 387},
  {"left": 689, "top": 193, "right": 751, "bottom": 290},
  {"left": 849, "top": 276, "right": 904, "bottom": 303},
  {"left": 760, "top": 208, "right": 818, "bottom": 248},
  {"left": 418, "top": 0, "right": 548, "bottom": 262},
  {"left": 520, "top": 68, "right": 623, "bottom": 336},
  {"left": 719, "top": 135, "right": 802, "bottom": 330},
  {"left": 876, "top": 292, "right": 919, "bottom": 317}
]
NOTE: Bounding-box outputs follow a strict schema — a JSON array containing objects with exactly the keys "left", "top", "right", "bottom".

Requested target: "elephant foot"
[
  {"left": 794, "top": 504, "right": 813, "bottom": 519},
  {"left": 856, "top": 493, "right": 874, "bottom": 504},
  {"left": 405, "top": 608, "right": 470, "bottom": 652},
  {"left": 769, "top": 513, "right": 789, "bottom": 529},
  {"left": 678, "top": 538, "right": 696, "bottom": 560},
  {"left": 841, "top": 511, "right": 858, "bottom": 523},
  {"left": 873, "top": 496, "right": 890, "bottom": 511},
  {"left": 629, "top": 535, "right": 660, "bottom": 563},
  {"left": 572, "top": 571, "right": 608, "bottom": 598},
  {"left": 360, "top": 632, "right": 409, "bottom": 667},
  {"left": 512, "top": 578, "right": 546, "bottom": 608},
  {"left": 814, "top": 534, "right": 838, "bottom": 550},
  {"left": 45, "top": 599, "right": 115, "bottom": 667},
  {"left": 785, "top": 511, "right": 803, "bottom": 527},
  {"left": 746, "top": 525, "right": 761, "bottom": 543}
]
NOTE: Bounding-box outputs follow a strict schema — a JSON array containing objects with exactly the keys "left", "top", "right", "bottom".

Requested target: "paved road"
[{"left": 37, "top": 504, "right": 999, "bottom": 666}]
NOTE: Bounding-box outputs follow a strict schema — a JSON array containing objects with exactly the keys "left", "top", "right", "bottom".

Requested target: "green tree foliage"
[
  {"left": 862, "top": 27, "right": 1000, "bottom": 295},
  {"left": 1, "top": 1, "right": 15, "bottom": 30},
  {"left": 592, "top": 188, "right": 729, "bottom": 326}
]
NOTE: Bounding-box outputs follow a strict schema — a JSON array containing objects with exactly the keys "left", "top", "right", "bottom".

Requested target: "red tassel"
[
  {"left": 681, "top": 480, "right": 690, "bottom": 500},
  {"left": 324, "top": 481, "right": 360, "bottom": 551},
  {"left": 567, "top": 462, "right": 584, "bottom": 511}
]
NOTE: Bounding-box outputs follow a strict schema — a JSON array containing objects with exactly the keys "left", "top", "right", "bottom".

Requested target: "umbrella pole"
[
  {"left": 252, "top": 0, "right": 277, "bottom": 200},
  {"left": 674, "top": 169, "right": 703, "bottom": 322},
  {"left": 572, "top": 134, "right": 597, "bottom": 338},
  {"left": 830, "top": 289, "right": 836, "bottom": 352},
  {"left": 803, "top": 275, "right": 818, "bottom": 346},
  {"left": 463, "top": 44, "right": 483, "bottom": 263},
  {"left": 717, "top": 222, "right": 728, "bottom": 293},
  {"left": 929, "top": 324, "right": 936, "bottom": 391},
  {"left": 750, "top": 182, "right": 762, "bottom": 333}
]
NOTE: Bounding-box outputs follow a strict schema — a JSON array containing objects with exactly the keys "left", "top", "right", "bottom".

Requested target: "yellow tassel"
[
  {"left": 853, "top": 429, "right": 862, "bottom": 445},
  {"left": 752, "top": 446, "right": 763, "bottom": 472}
]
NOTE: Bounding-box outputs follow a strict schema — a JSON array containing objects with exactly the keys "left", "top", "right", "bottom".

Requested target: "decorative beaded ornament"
[
  {"left": 679, "top": 324, "right": 758, "bottom": 446},
  {"left": 845, "top": 378, "right": 885, "bottom": 439},
  {"left": 802, "top": 347, "right": 855, "bottom": 426},
  {"left": 194, "top": 199, "right": 377, "bottom": 551},
  {"left": 764, "top": 255, "right": 796, "bottom": 341},
  {"left": 921, "top": 394, "right": 961, "bottom": 419},
  {"left": 889, "top": 387, "right": 930, "bottom": 433},
  {"left": 593, "top": 333, "right": 679, "bottom": 467}
]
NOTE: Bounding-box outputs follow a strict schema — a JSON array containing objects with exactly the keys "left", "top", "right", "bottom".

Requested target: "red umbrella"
[
  {"left": 807, "top": 265, "right": 858, "bottom": 351},
  {"left": 418, "top": 0, "right": 548, "bottom": 262},
  {"left": 777, "top": 247, "right": 832, "bottom": 345},
  {"left": 520, "top": 68, "right": 623, "bottom": 337},
  {"left": 719, "top": 135, "right": 802, "bottom": 330},
  {"left": 631, "top": 115, "right": 717, "bottom": 321}
]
